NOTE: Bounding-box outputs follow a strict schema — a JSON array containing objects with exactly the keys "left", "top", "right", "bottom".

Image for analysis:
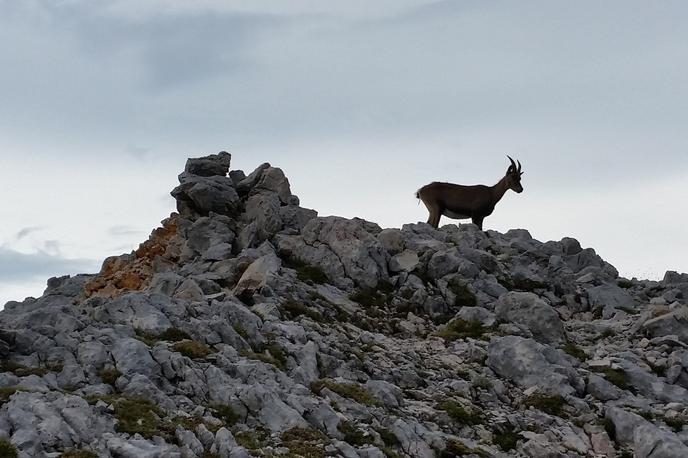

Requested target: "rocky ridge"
[{"left": 1, "top": 152, "right": 688, "bottom": 458}]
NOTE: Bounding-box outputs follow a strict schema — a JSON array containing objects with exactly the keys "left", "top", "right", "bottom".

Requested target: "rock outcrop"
[{"left": 1, "top": 151, "right": 688, "bottom": 458}]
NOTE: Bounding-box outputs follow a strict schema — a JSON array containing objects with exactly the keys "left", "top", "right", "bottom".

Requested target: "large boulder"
[
  {"left": 171, "top": 152, "right": 240, "bottom": 217},
  {"left": 487, "top": 336, "right": 583, "bottom": 396},
  {"left": 642, "top": 307, "right": 688, "bottom": 344},
  {"left": 494, "top": 292, "right": 566, "bottom": 345}
]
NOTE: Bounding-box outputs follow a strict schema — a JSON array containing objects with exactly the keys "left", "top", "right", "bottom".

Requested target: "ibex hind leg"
[
  {"left": 472, "top": 216, "right": 484, "bottom": 231},
  {"left": 421, "top": 200, "right": 442, "bottom": 229}
]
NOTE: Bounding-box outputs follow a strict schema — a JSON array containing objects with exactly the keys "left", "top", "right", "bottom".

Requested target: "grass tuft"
[
  {"left": 281, "top": 300, "right": 326, "bottom": 323},
  {"left": 437, "top": 400, "right": 483, "bottom": 425},
  {"left": 493, "top": 425, "right": 520, "bottom": 451},
  {"left": 281, "top": 427, "right": 327, "bottom": 458},
  {"left": 98, "top": 368, "right": 122, "bottom": 387},
  {"left": 338, "top": 421, "right": 372, "bottom": 446},
  {"left": 563, "top": 341, "right": 588, "bottom": 361},
  {"left": 448, "top": 280, "right": 477, "bottom": 308},
  {"left": 524, "top": 393, "right": 567, "bottom": 417},
  {"left": 310, "top": 379, "right": 379, "bottom": 406},
  {"left": 0, "top": 438, "right": 18, "bottom": 458},
  {"left": 208, "top": 404, "right": 240, "bottom": 427},
  {"left": 172, "top": 340, "right": 212, "bottom": 359},
  {"left": 436, "top": 319, "right": 488, "bottom": 341},
  {"left": 592, "top": 367, "right": 632, "bottom": 392},
  {"left": 58, "top": 450, "right": 98, "bottom": 458}
]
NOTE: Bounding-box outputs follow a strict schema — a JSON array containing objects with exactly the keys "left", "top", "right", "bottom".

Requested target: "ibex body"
[{"left": 416, "top": 157, "right": 523, "bottom": 230}]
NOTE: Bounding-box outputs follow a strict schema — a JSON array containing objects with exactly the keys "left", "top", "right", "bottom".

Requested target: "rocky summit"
[{"left": 2, "top": 152, "right": 688, "bottom": 458}]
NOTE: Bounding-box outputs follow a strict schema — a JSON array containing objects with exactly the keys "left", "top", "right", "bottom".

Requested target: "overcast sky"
[{"left": 1, "top": 0, "right": 687, "bottom": 306}]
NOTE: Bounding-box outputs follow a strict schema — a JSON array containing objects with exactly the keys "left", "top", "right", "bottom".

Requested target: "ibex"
[{"left": 416, "top": 156, "right": 523, "bottom": 230}]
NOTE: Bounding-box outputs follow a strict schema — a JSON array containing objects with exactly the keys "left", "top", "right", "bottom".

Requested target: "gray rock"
[
  {"left": 487, "top": 336, "right": 583, "bottom": 396},
  {"left": 605, "top": 407, "right": 649, "bottom": 444},
  {"left": 175, "top": 427, "right": 204, "bottom": 456},
  {"left": 455, "top": 306, "right": 497, "bottom": 327},
  {"left": 634, "top": 423, "right": 688, "bottom": 458},
  {"left": 642, "top": 307, "right": 688, "bottom": 344},
  {"left": 233, "top": 254, "right": 281, "bottom": 299},
  {"left": 92, "top": 293, "right": 173, "bottom": 334},
  {"left": 586, "top": 374, "right": 622, "bottom": 401},
  {"left": 105, "top": 433, "right": 182, "bottom": 458},
  {"left": 172, "top": 173, "right": 241, "bottom": 217},
  {"left": 614, "top": 358, "right": 688, "bottom": 403},
  {"left": 494, "top": 292, "right": 566, "bottom": 345},
  {"left": 364, "top": 379, "right": 404, "bottom": 407},
  {"left": 389, "top": 250, "right": 419, "bottom": 273},
  {"left": 111, "top": 337, "right": 161, "bottom": 378},
  {"left": 184, "top": 151, "right": 232, "bottom": 177},
  {"left": 587, "top": 283, "right": 636, "bottom": 316}
]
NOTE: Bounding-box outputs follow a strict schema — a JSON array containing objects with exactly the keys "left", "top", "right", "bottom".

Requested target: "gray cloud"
[
  {"left": 0, "top": 246, "right": 99, "bottom": 282},
  {"left": 16, "top": 226, "right": 46, "bottom": 240}
]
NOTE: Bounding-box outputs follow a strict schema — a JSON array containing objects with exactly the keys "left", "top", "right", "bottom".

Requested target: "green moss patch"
[
  {"left": 524, "top": 394, "right": 567, "bottom": 417},
  {"left": 284, "top": 257, "right": 329, "bottom": 284},
  {"left": 281, "top": 300, "right": 326, "bottom": 323},
  {"left": 435, "top": 319, "right": 488, "bottom": 341},
  {"left": 440, "top": 440, "right": 489, "bottom": 457},
  {"left": 111, "top": 396, "right": 164, "bottom": 438},
  {"left": 0, "top": 387, "right": 25, "bottom": 407},
  {"left": 172, "top": 340, "right": 212, "bottom": 359},
  {"left": 592, "top": 367, "right": 632, "bottom": 392},
  {"left": 208, "top": 404, "right": 240, "bottom": 427},
  {"left": 0, "top": 438, "right": 18, "bottom": 458},
  {"left": 0, "top": 361, "right": 49, "bottom": 377},
  {"left": 281, "top": 427, "right": 327, "bottom": 458},
  {"left": 563, "top": 342, "right": 587, "bottom": 361},
  {"left": 58, "top": 450, "right": 98, "bottom": 458},
  {"left": 493, "top": 425, "right": 520, "bottom": 452},
  {"left": 664, "top": 417, "right": 686, "bottom": 432},
  {"left": 437, "top": 400, "right": 483, "bottom": 425},
  {"left": 98, "top": 368, "right": 122, "bottom": 386},
  {"left": 448, "top": 280, "right": 477, "bottom": 308},
  {"left": 310, "top": 379, "right": 379, "bottom": 406},
  {"left": 338, "top": 421, "right": 373, "bottom": 446}
]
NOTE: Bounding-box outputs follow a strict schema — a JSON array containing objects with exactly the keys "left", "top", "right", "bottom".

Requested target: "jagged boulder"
[
  {"left": 494, "top": 292, "right": 566, "bottom": 345},
  {"left": 487, "top": 336, "right": 583, "bottom": 396},
  {"left": 642, "top": 307, "right": 688, "bottom": 344}
]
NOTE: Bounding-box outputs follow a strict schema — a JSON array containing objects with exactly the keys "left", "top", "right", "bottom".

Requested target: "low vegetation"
[
  {"left": 338, "top": 421, "right": 373, "bottom": 446},
  {"left": 437, "top": 400, "right": 483, "bottom": 425},
  {"left": 97, "top": 368, "right": 122, "bottom": 386},
  {"left": 111, "top": 396, "right": 164, "bottom": 438},
  {"left": 0, "top": 361, "right": 49, "bottom": 377},
  {"left": 281, "top": 300, "right": 326, "bottom": 323},
  {"left": 58, "top": 450, "right": 98, "bottom": 458},
  {"left": 524, "top": 394, "right": 567, "bottom": 417},
  {"left": 435, "top": 319, "right": 488, "bottom": 341},
  {"left": 281, "top": 427, "right": 327, "bottom": 458},
  {"left": 448, "top": 279, "right": 477, "bottom": 308},
  {"left": 172, "top": 340, "right": 212, "bottom": 359},
  {"left": 563, "top": 341, "right": 588, "bottom": 361},
  {"left": 310, "top": 379, "right": 378, "bottom": 406},
  {"left": 440, "top": 440, "right": 489, "bottom": 458},
  {"left": 208, "top": 404, "right": 240, "bottom": 427},
  {"left": 0, "top": 387, "right": 25, "bottom": 407},
  {"left": 493, "top": 425, "right": 520, "bottom": 452},
  {"left": 592, "top": 367, "right": 631, "bottom": 392},
  {"left": 0, "top": 438, "right": 18, "bottom": 458}
]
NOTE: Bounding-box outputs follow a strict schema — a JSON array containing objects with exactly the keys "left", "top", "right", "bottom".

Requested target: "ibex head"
[{"left": 506, "top": 155, "right": 524, "bottom": 193}]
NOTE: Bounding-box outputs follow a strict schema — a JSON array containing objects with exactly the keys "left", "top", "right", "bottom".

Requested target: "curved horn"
[
  {"left": 517, "top": 160, "right": 521, "bottom": 172},
  {"left": 507, "top": 155, "right": 517, "bottom": 170}
]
